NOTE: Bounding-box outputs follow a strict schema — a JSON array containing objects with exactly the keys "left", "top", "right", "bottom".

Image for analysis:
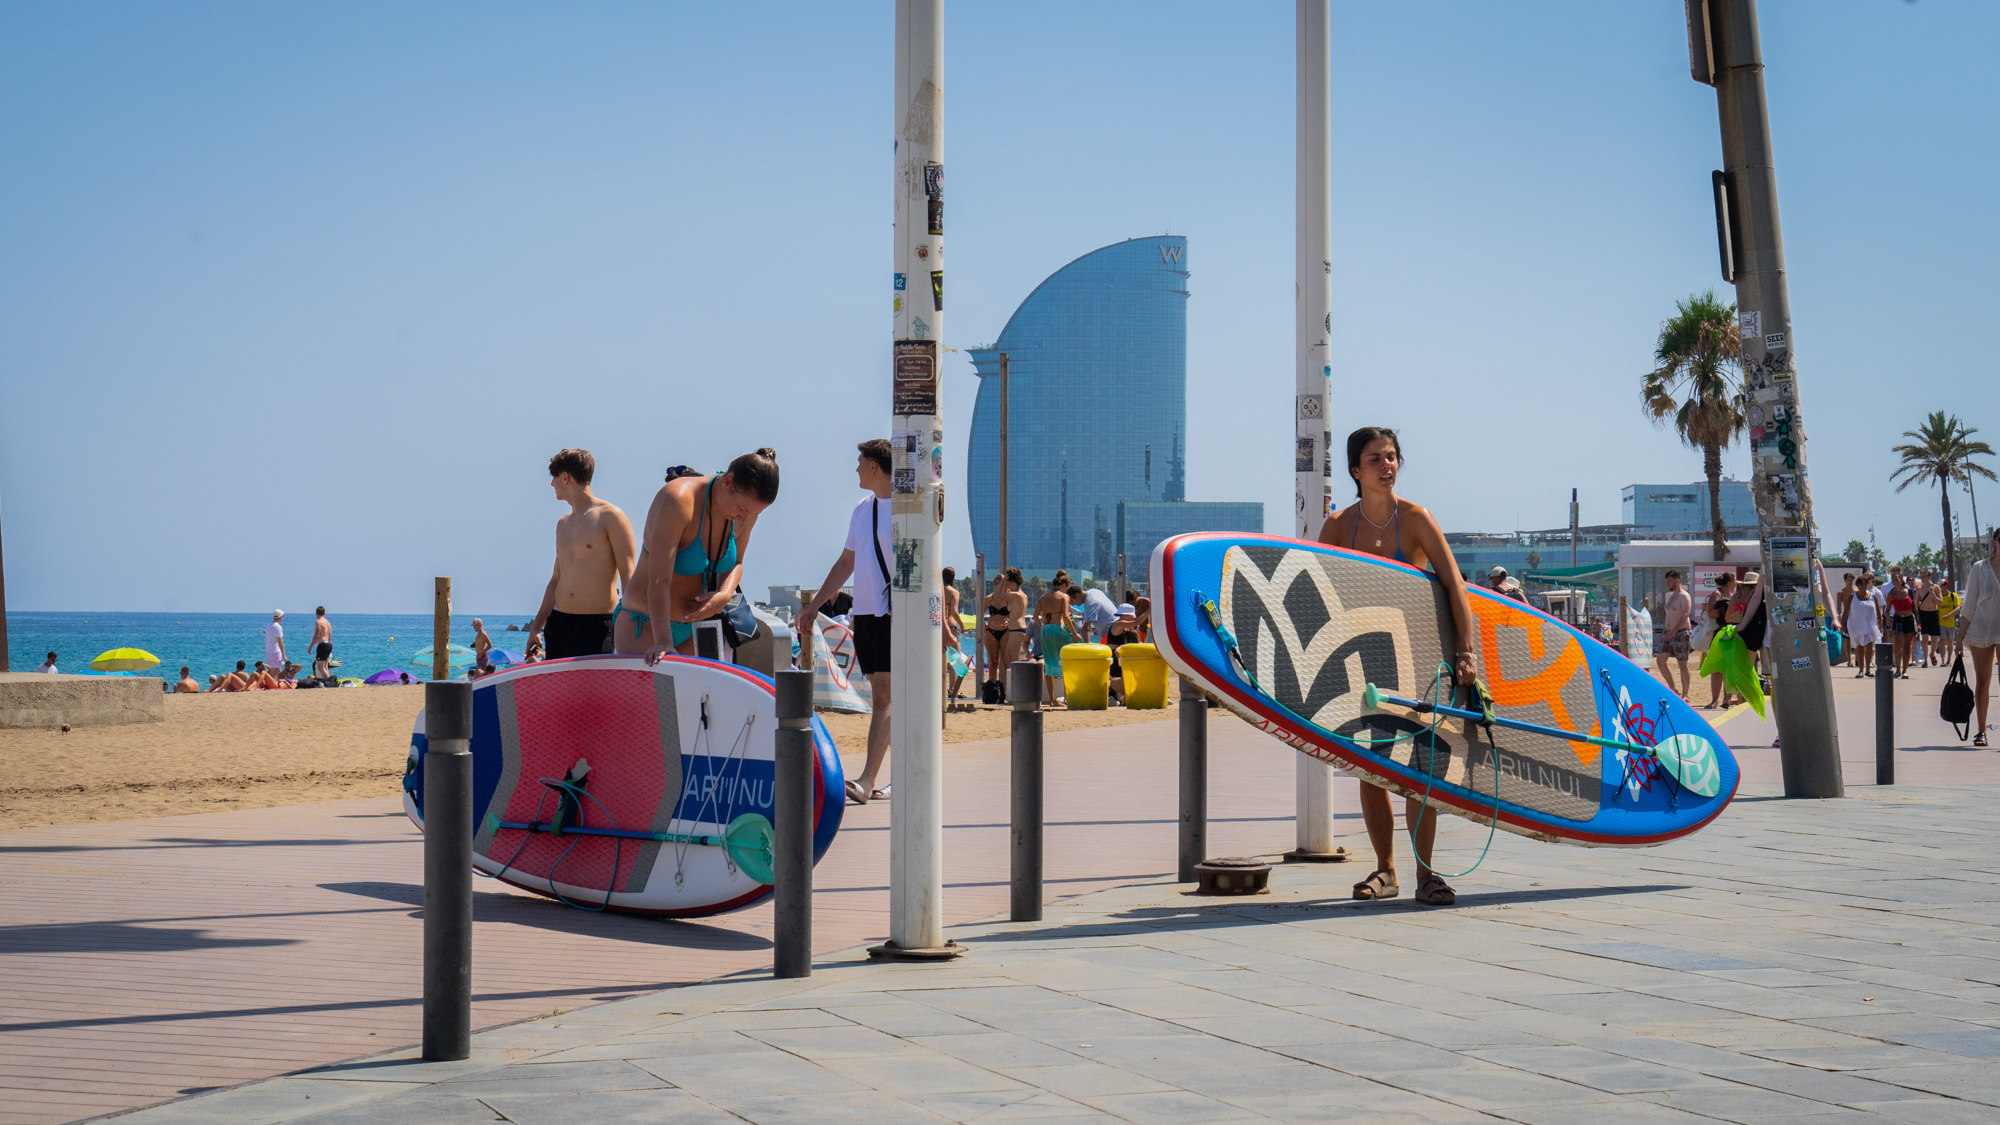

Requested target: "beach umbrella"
[
  {"left": 488, "top": 649, "right": 521, "bottom": 666},
  {"left": 409, "top": 644, "right": 476, "bottom": 672},
  {"left": 364, "top": 668, "right": 420, "bottom": 685},
  {"left": 90, "top": 648, "right": 160, "bottom": 672}
]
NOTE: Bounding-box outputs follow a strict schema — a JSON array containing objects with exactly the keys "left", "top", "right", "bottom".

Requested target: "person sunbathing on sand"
[{"left": 207, "top": 661, "right": 253, "bottom": 691}]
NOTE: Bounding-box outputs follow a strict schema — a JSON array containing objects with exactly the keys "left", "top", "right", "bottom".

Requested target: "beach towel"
[{"left": 1698, "top": 624, "right": 1766, "bottom": 718}]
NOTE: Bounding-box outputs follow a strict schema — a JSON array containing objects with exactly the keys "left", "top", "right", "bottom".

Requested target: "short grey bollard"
[
  {"left": 423, "top": 681, "right": 474, "bottom": 1062},
  {"left": 774, "top": 670, "right": 815, "bottom": 978},
  {"left": 1178, "top": 675, "right": 1207, "bottom": 883},
  {"left": 1875, "top": 642, "right": 1894, "bottom": 786},
  {"left": 1009, "top": 661, "right": 1044, "bottom": 922}
]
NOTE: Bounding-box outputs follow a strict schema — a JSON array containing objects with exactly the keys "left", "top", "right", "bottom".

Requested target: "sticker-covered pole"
[
  {"left": 872, "top": 0, "right": 960, "bottom": 962},
  {"left": 1291, "top": 0, "right": 1342, "bottom": 862},
  {"left": 422, "top": 680, "right": 474, "bottom": 1061},
  {"left": 1692, "top": 0, "right": 1841, "bottom": 797}
]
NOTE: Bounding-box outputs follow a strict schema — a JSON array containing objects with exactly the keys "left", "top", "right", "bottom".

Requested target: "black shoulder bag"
[
  {"left": 871, "top": 496, "right": 894, "bottom": 616},
  {"left": 1942, "top": 654, "right": 1975, "bottom": 741}
]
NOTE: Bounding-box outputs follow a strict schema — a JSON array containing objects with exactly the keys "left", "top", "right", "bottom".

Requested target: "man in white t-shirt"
[
  {"left": 36, "top": 651, "right": 58, "bottom": 674},
  {"left": 264, "top": 610, "right": 286, "bottom": 671},
  {"left": 800, "top": 439, "right": 897, "bottom": 805}
]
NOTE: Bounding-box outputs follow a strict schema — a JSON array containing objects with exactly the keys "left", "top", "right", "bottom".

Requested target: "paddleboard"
[
  {"left": 403, "top": 653, "right": 844, "bottom": 916},
  {"left": 1153, "top": 533, "right": 1738, "bottom": 847}
]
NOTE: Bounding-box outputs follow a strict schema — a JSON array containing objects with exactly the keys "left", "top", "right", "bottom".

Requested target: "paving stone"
[
  {"left": 1365, "top": 1067, "right": 1613, "bottom": 1111},
  {"left": 818, "top": 1051, "right": 1033, "bottom": 1097},
  {"left": 1848, "top": 1063, "right": 2000, "bottom": 1107},
  {"left": 1846, "top": 1097, "right": 2000, "bottom": 1124},
  {"left": 990, "top": 1063, "right": 1177, "bottom": 1099},
  {"left": 1076, "top": 1089, "right": 1270, "bottom": 1122},
  {"left": 484, "top": 1080, "right": 764, "bottom": 1112},
  {"left": 287, "top": 1089, "right": 511, "bottom": 1124},
  {"left": 746, "top": 1024, "right": 931, "bottom": 1059},
  {"left": 1744, "top": 1044, "right": 1971, "bottom": 1071},
  {"left": 629, "top": 1045, "right": 864, "bottom": 1098},
  {"left": 1173, "top": 1011, "right": 1390, "bottom": 1047},
  {"left": 705, "top": 1088, "right": 958, "bottom": 1124},
  {"left": 103, "top": 1078, "right": 425, "bottom": 1124},
  {"left": 1274, "top": 1039, "right": 1487, "bottom": 1075},
  {"left": 427, "top": 1060, "right": 672, "bottom": 1096},
  {"left": 827, "top": 1001, "right": 998, "bottom": 1038},
  {"left": 1712, "top": 1065, "right": 1935, "bottom": 1105},
  {"left": 904, "top": 1031, "right": 1085, "bottom": 1070}
]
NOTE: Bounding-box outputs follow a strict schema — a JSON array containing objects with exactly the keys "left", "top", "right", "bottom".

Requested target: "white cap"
[
  {"left": 274, "top": 609, "right": 285, "bottom": 618},
  {"left": 1489, "top": 566, "right": 1508, "bottom": 578},
  {"left": 1117, "top": 603, "right": 1136, "bottom": 616}
]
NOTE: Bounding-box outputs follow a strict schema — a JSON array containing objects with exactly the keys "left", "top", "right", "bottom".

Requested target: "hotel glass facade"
[
  {"left": 1622, "top": 480, "right": 1757, "bottom": 538},
  {"left": 967, "top": 236, "right": 1260, "bottom": 578}
]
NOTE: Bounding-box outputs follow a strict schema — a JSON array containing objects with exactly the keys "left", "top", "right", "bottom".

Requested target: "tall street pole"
[
  {"left": 1289, "top": 0, "right": 1343, "bottom": 863},
  {"left": 998, "top": 351, "right": 1010, "bottom": 573},
  {"left": 873, "top": 0, "right": 959, "bottom": 960},
  {"left": 1688, "top": 0, "right": 1842, "bottom": 797},
  {"left": 0, "top": 504, "right": 10, "bottom": 673}
]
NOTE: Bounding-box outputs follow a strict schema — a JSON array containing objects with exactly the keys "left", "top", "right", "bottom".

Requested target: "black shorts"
[
  {"left": 853, "top": 613, "right": 891, "bottom": 677},
  {"left": 1892, "top": 615, "right": 1916, "bottom": 636},
  {"left": 314, "top": 642, "right": 333, "bottom": 662},
  {"left": 544, "top": 609, "right": 614, "bottom": 659},
  {"left": 1918, "top": 610, "right": 1941, "bottom": 636}
]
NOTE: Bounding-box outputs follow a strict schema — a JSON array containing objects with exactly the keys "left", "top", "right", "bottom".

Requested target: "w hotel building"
[{"left": 966, "top": 236, "right": 1261, "bottom": 582}]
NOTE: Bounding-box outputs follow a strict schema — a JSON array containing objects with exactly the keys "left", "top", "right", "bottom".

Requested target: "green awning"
[{"left": 1521, "top": 565, "right": 1618, "bottom": 584}]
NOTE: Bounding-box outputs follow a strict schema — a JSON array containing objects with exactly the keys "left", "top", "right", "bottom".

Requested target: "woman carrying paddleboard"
[
  {"left": 1318, "top": 426, "right": 1481, "bottom": 907},
  {"left": 614, "top": 449, "right": 780, "bottom": 659}
]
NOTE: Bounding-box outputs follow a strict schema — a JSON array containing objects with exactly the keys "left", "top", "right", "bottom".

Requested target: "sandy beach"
[{"left": 0, "top": 685, "right": 1188, "bottom": 830}]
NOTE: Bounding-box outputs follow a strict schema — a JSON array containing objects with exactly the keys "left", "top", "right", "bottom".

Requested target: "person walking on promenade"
[
  {"left": 941, "top": 566, "right": 965, "bottom": 701},
  {"left": 1940, "top": 578, "right": 1962, "bottom": 658},
  {"left": 1885, "top": 570, "right": 1918, "bottom": 679},
  {"left": 981, "top": 569, "right": 1027, "bottom": 702},
  {"left": 308, "top": 606, "right": 334, "bottom": 680},
  {"left": 529, "top": 449, "right": 638, "bottom": 660},
  {"left": 1952, "top": 527, "right": 2000, "bottom": 746},
  {"left": 800, "top": 442, "right": 893, "bottom": 804},
  {"left": 1916, "top": 571, "right": 1944, "bottom": 667},
  {"left": 1036, "top": 572, "right": 1080, "bottom": 709},
  {"left": 1847, "top": 573, "right": 1883, "bottom": 678},
  {"left": 1835, "top": 571, "right": 1858, "bottom": 667},
  {"left": 263, "top": 610, "right": 286, "bottom": 673},
  {"left": 1700, "top": 574, "right": 1738, "bottom": 707},
  {"left": 1319, "top": 426, "right": 1480, "bottom": 908},
  {"left": 1655, "top": 569, "right": 1694, "bottom": 699}
]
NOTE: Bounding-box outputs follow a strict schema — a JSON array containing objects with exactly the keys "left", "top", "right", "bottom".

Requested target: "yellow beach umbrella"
[{"left": 91, "top": 648, "right": 161, "bottom": 672}]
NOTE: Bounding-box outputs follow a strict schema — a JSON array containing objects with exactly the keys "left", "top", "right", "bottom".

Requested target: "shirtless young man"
[
  {"left": 174, "top": 666, "right": 201, "bottom": 693},
  {"left": 527, "top": 449, "right": 638, "bottom": 661},
  {"left": 619, "top": 449, "right": 781, "bottom": 660},
  {"left": 1655, "top": 570, "right": 1694, "bottom": 698},
  {"left": 308, "top": 606, "right": 334, "bottom": 679}
]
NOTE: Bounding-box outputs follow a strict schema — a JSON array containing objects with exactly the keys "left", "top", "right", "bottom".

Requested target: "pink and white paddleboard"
[{"left": 403, "top": 654, "right": 844, "bottom": 917}]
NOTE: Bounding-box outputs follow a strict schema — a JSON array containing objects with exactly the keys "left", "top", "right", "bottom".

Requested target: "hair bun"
[{"left": 754, "top": 447, "right": 777, "bottom": 461}]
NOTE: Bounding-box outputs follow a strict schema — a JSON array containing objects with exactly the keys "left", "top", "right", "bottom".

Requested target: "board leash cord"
[{"left": 1194, "top": 591, "right": 1500, "bottom": 878}]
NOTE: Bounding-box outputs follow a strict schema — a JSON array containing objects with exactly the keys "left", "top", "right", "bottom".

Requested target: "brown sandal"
[
  {"left": 1353, "top": 870, "right": 1399, "bottom": 900},
  {"left": 1417, "top": 873, "right": 1456, "bottom": 906}
]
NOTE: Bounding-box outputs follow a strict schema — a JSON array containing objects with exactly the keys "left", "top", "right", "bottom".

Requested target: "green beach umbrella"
[
  {"left": 90, "top": 648, "right": 161, "bottom": 672},
  {"left": 410, "top": 644, "right": 477, "bottom": 671}
]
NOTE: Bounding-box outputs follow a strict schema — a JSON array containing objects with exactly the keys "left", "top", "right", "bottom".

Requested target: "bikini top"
[
  {"left": 1349, "top": 500, "right": 1410, "bottom": 564},
  {"left": 669, "top": 477, "right": 738, "bottom": 580}
]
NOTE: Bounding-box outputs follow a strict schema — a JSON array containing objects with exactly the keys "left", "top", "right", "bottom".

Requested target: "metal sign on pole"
[
  {"left": 1290, "top": 0, "right": 1344, "bottom": 863},
  {"left": 871, "top": 0, "right": 960, "bottom": 961},
  {"left": 1688, "top": 0, "right": 1842, "bottom": 797}
]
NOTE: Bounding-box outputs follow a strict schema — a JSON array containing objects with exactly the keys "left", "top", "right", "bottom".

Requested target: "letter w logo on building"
[{"left": 1159, "top": 244, "right": 1183, "bottom": 265}]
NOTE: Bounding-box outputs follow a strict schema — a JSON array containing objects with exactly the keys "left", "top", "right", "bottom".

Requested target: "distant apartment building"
[
  {"left": 1621, "top": 480, "right": 1757, "bottom": 540},
  {"left": 966, "top": 236, "right": 1261, "bottom": 580}
]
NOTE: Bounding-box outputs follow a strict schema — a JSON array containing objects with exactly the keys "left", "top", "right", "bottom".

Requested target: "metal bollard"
[
  {"left": 1009, "top": 661, "right": 1044, "bottom": 922},
  {"left": 1875, "top": 642, "right": 1894, "bottom": 786},
  {"left": 773, "top": 670, "right": 815, "bottom": 978},
  {"left": 1178, "top": 675, "right": 1207, "bottom": 883},
  {"left": 422, "top": 681, "right": 474, "bottom": 1062}
]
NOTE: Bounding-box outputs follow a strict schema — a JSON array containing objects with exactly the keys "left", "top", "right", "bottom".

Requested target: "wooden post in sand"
[
  {"left": 0, "top": 508, "right": 10, "bottom": 673},
  {"left": 1618, "top": 595, "right": 1629, "bottom": 657},
  {"left": 433, "top": 578, "right": 451, "bottom": 681}
]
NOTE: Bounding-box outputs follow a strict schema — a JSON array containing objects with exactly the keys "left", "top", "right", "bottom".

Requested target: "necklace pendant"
[{"left": 1374, "top": 539, "right": 1383, "bottom": 548}]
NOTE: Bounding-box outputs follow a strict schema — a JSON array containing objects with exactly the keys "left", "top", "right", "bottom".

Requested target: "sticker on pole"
[{"left": 893, "top": 339, "right": 938, "bottom": 416}]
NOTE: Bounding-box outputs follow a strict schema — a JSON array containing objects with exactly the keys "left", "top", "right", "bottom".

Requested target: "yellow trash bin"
[
  {"left": 1118, "top": 643, "right": 1169, "bottom": 709},
  {"left": 1060, "top": 643, "right": 1112, "bottom": 710}
]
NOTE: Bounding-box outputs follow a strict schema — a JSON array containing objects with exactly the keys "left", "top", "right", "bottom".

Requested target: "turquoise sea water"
[{"left": 6, "top": 611, "right": 536, "bottom": 684}]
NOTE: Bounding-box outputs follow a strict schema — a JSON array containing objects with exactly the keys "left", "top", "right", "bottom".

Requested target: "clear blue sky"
[{"left": 3, "top": 1, "right": 1994, "bottom": 613}]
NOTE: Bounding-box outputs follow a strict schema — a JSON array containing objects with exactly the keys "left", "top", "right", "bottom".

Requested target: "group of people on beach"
[{"left": 973, "top": 568, "right": 1150, "bottom": 709}]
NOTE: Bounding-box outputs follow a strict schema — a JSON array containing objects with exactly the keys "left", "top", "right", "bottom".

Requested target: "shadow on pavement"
[
  {"left": 319, "top": 881, "right": 773, "bottom": 951},
  {"left": 0, "top": 919, "right": 297, "bottom": 955}
]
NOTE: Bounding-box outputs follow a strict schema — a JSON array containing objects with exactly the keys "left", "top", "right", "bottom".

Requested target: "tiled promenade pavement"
[{"left": 6, "top": 665, "right": 1993, "bottom": 1123}]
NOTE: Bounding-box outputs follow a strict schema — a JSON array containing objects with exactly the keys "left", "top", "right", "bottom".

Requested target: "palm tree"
[
  {"left": 1643, "top": 291, "right": 1745, "bottom": 562},
  {"left": 1891, "top": 412, "right": 1996, "bottom": 588}
]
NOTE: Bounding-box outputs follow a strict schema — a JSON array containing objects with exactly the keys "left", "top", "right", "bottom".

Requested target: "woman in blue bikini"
[
  {"left": 614, "top": 448, "right": 780, "bottom": 660},
  {"left": 1317, "top": 426, "right": 1480, "bottom": 907}
]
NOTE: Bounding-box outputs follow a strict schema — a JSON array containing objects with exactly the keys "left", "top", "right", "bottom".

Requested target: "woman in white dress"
[
  {"left": 1953, "top": 528, "right": 2000, "bottom": 747},
  {"left": 1846, "top": 573, "right": 1884, "bottom": 679}
]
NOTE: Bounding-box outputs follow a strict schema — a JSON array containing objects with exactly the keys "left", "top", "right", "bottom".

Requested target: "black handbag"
[{"left": 1942, "top": 654, "right": 1975, "bottom": 741}]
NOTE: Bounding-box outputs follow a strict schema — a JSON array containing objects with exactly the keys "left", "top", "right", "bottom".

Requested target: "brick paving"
[{"left": 2, "top": 664, "right": 1988, "bottom": 1124}]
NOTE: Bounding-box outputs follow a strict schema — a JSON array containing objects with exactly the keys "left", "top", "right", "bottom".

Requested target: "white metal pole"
[
  {"left": 1291, "top": 0, "right": 1342, "bottom": 862},
  {"left": 874, "top": 0, "right": 957, "bottom": 960}
]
